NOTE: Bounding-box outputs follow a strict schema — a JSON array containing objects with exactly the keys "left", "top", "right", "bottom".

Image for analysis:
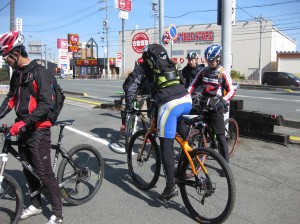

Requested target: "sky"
[{"left": 1, "top": 0, "right": 300, "bottom": 60}]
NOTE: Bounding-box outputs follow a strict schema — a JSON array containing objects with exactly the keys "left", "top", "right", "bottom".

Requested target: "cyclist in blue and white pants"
[{"left": 124, "top": 43, "right": 192, "bottom": 200}]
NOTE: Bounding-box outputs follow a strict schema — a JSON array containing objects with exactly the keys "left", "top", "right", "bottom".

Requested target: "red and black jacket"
[{"left": 0, "top": 60, "right": 53, "bottom": 128}]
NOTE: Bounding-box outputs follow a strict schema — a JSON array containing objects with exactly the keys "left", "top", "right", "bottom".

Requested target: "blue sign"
[{"left": 168, "top": 24, "right": 178, "bottom": 40}]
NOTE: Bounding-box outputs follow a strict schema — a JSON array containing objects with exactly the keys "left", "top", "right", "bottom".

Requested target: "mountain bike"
[
  {"left": 127, "top": 114, "right": 236, "bottom": 223},
  {"left": 191, "top": 93, "right": 239, "bottom": 157},
  {"left": 124, "top": 95, "right": 153, "bottom": 153},
  {"left": 0, "top": 120, "right": 104, "bottom": 224},
  {"left": 190, "top": 116, "right": 239, "bottom": 158},
  {"left": 113, "top": 92, "right": 153, "bottom": 154}
]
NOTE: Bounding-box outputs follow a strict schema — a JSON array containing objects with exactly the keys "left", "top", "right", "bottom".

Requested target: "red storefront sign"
[
  {"left": 175, "top": 31, "right": 214, "bottom": 43},
  {"left": 115, "top": 0, "right": 132, "bottom": 12},
  {"left": 132, "top": 32, "right": 149, "bottom": 54},
  {"left": 76, "top": 59, "right": 98, "bottom": 66},
  {"left": 68, "top": 34, "right": 79, "bottom": 53}
]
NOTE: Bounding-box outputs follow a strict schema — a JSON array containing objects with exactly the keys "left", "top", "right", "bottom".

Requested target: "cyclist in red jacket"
[{"left": 0, "top": 31, "right": 63, "bottom": 224}]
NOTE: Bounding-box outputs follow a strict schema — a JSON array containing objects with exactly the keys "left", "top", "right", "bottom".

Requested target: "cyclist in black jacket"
[
  {"left": 181, "top": 52, "right": 204, "bottom": 88},
  {"left": 0, "top": 31, "right": 63, "bottom": 224},
  {"left": 124, "top": 43, "right": 192, "bottom": 200},
  {"left": 120, "top": 58, "right": 154, "bottom": 133}
]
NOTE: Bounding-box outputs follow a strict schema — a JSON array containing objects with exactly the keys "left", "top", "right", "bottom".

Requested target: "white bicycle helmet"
[{"left": 0, "top": 31, "right": 25, "bottom": 57}]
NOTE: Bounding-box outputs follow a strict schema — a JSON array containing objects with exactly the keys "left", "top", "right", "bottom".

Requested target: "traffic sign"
[
  {"left": 168, "top": 24, "right": 178, "bottom": 40},
  {"left": 131, "top": 32, "right": 149, "bottom": 54}
]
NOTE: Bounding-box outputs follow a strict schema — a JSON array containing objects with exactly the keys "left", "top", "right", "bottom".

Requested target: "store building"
[{"left": 120, "top": 20, "right": 296, "bottom": 80}]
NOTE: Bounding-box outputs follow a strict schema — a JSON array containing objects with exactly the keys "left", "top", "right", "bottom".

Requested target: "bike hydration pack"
[{"left": 144, "top": 44, "right": 180, "bottom": 89}]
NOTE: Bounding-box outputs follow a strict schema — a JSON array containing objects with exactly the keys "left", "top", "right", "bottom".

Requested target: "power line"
[{"left": 0, "top": 2, "right": 9, "bottom": 12}]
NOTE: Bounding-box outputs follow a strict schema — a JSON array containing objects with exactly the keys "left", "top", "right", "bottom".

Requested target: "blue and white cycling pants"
[{"left": 157, "top": 94, "right": 192, "bottom": 138}]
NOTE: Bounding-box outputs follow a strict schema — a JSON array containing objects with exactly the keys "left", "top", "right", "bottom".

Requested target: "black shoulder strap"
[{"left": 27, "top": 71, "right": 38, "bottom": 99}]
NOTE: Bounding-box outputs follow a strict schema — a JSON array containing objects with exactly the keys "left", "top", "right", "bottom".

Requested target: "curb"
[{"left": 64, "top": 90, "right": 88, "bottom": 96}]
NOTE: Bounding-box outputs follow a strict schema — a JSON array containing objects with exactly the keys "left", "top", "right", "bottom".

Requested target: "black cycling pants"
[
  {"left": 19, "top": 128, "right": 63, "bottom": 219},
  {"left": 208, "top": 110, "right": 229, "bottom": 162},
  {"left": 159, "top": 137, "right": 175, "bottom": 184}
]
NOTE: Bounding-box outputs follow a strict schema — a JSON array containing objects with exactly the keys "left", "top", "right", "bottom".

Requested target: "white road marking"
[
  {"left": 65, "top": 126, "right": 127, "bottom": 153},
  {"left": 235, "top": 95, "right": 300, "bottom": 103},
  {"left": 66, "top": 126, "right": 109, "bottom": 145}
]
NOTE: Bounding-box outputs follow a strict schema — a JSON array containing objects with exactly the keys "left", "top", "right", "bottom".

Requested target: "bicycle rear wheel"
[
  {"left": 178, "top": 148, "right": 235, "bottom": 223},
  {"left": 224, "top": 118, "right": 239, "bottom": 157},
  {"left": 57, "top": 144, "right": 104, "bottom": 205},
  {"left": 0, "top": 174, "right": 23, "bottom": 224},
  {"left": 127, "top": 130, "right": 161, "bottom": 191}
]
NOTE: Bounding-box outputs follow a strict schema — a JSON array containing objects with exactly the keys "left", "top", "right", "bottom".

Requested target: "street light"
[{"left": 28, "top": 36, "right": 48, "bottom": 69}]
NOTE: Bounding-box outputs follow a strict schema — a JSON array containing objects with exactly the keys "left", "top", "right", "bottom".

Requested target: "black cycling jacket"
[
  {"left": 124, "top": 60, "right": 188, "bottom": 110},
  {"left": 181, "top": 64, "right": 204, "bottom": 88},
  {"left": 0, "top": 60, "right": 53, "bottom": 127}
]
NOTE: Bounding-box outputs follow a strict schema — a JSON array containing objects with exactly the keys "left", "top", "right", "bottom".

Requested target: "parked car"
[{"left": 262, "top": 72, "right": 300, "bottom": 87}]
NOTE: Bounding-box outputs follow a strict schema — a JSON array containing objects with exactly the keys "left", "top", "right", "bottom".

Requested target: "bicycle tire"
[
  {"left": 125, "top": 114, "right": 137, "bottom": 153},
  {"left": 127, "top": 130, "right": 161, "bottom": 191},
  {"left": 178, "top": 148, "right": 236, "bottom": 223},
  {"left": 224, "top": 118, "right": 239, "bottom": 157},
  {"left": 190, "top": 128, "right": 208, "bottom": 148},
  {"left": 57, "top": 144, "right": 104, "bottom": 205},
  {"left": 0, "top": 174, "right": 24, "bottom": 224}
]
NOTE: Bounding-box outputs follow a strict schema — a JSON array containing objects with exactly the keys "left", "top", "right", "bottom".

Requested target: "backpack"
[
  {"left": 28, "top": 70, "right": 65, "bottom": 124},
  {"left": 48, "top": 78, "right": 65, "bottom": 124},
  {"left": 144, "top": 44, "right": 180, "bottom": 89}
]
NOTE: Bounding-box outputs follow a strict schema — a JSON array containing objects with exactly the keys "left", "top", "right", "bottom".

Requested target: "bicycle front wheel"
[
  {"left": 125, "top": 114, "right": 137, "bottom": 153},
  {"left": 57, "top": 144, "right": 104, "bottom": 205},
  {"left": 0, "top": 174, "right": 24, "bottom": 224},
  {"left": 224, "top": 118, "right": 239, "bottom": 157},
  {"left": 178, "top": 148, "right": 236, "bottom": 223},
  {"left": 127, "top": 130, "right": 161, "bottom": 191}
]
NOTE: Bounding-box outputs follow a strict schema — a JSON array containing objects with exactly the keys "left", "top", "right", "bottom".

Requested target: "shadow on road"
[{"left": 102, "top": 157, "right": 190, "bottom": 218}]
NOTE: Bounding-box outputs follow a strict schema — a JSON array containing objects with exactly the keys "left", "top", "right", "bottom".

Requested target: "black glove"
[{"left": 213, "top": 98, "right": 228, "bottom": 112}]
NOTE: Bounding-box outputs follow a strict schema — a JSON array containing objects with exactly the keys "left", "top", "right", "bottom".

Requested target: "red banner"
[{"left": 68, "top": 34, "right": 79, "bottom": 53}]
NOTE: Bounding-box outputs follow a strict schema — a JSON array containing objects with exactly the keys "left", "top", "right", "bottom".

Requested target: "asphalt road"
[{"left": 0, "top": 94, "right": 299, "bottom": 224}]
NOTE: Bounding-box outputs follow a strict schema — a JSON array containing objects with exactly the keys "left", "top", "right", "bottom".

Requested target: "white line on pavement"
[
  {"left": 66, "top": 126, "right": 109, "bottom": 145},
  {"left": 65, "top": 126, "right": 127, "bottom": 153},
  {"left": 236, "top": 95, "right": 300, "bottom": 102}
]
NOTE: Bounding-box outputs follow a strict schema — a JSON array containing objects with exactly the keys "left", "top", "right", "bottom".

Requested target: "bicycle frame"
[
  {"left": 0, "top": 121, "right": 78, "bottom": 198},
  {"left": 136, "top": 117, "right": 209, "bottom": 177}
]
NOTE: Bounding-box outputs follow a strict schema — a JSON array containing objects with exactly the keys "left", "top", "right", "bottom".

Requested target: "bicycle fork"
[{"left": 0, "top": 153, "right": 8, "bottom": 190}]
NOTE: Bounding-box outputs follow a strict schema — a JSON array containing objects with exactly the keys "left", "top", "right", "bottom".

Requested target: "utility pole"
[
  {"left": 159, "top": 0, "right": 164, "bottom": 45},
  {"left": 221, "top": 0, "right": 232, "bottom": 73},
  {"left": 256, "top": 15, "right": 264, "bottom": 85},
  {"left": 9, "top": 0, "right": 15, "bottom": 79},
  {"left": 99, "top": 0, "right": 109, "bottom": 78},
  {"left": 105, "top": 0, "right": 110, "bottom": 78},
  {"left": 151, "top": 0, "right": 159, "bottom": 43},
  {"left": 10, "top": 0, "right": 15, "bottom": 31}
]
